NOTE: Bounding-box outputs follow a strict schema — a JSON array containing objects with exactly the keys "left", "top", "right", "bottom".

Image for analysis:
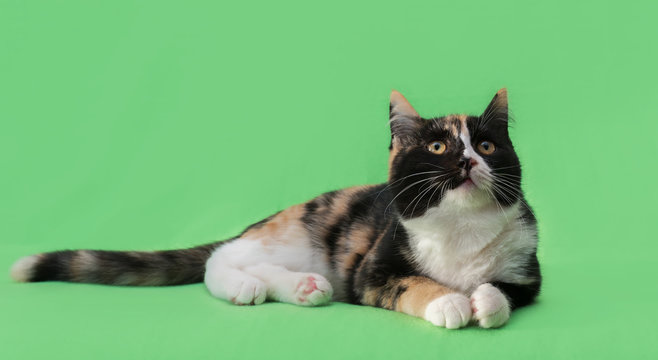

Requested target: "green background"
[{"left": 2, "top": 0, "right": 656, "bottom": 359}]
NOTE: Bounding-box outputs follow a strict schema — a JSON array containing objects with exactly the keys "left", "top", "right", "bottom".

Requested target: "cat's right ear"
[{"left": 389, "top": 90, "right": 422, "bottom": 147}]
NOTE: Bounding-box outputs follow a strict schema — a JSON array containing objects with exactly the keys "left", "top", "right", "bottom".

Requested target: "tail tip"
[{"left": 10, "top": 255, "right": 40, "bottom": 282}]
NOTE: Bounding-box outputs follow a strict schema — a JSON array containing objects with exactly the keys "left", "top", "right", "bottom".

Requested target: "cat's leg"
[
  {"left": 470, "top": 253, "right": 541, "bottom": 328},
  {"left": 360, "top": 275, "right": 471, "bottom": 329},
  {"left": 204, "top": 203, "right": 333, "bottom": 306},
  {"left": 204, "top": 244, "right": 267, "bottom": 305},
  {"left": 470, "top": 283, "right": 510, "bottom": 328},
  {"left": 243, "top": 263, "right": 333, "bottom": 306},
  {"left": 471, "top": 280, "right": 540, "bottom": 328}
]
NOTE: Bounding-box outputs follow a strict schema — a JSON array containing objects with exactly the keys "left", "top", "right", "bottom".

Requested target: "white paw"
[
  {"left": 470, "top": 283, "right": 510, "bottom": 328},
  {"left": 293, "top": 274, "right": 333, "bottom": 306},
  {"left": 424, "top": 293, "right": 472, "bottom": 329},
  {"left": 227, "top": 277, "right": 267, "bottom": 306}
]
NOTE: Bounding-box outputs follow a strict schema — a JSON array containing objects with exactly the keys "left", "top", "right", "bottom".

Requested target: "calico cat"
[{"left": 10, "top": 88, "right": 540, "bottom": 329}]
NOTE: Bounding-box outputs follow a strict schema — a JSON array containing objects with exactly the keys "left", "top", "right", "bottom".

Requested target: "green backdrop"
[{"left": 2, "top": 1, "right": 656, "bottom": 359}]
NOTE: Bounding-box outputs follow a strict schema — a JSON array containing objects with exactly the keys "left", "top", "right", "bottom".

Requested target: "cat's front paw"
[
  {"left": 424, "top": 293, "right": 472, "bottom": 329},
  {"left": 470, "top": 283, "right": 510, "bottom": 328}
]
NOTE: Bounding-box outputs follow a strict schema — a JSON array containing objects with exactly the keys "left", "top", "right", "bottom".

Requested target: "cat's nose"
[{"left": 458, "top": 157, "right": 477, "bottom": 172}]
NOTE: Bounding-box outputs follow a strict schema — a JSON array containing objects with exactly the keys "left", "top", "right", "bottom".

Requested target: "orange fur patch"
[
  {"left": 396, "top": 277, "right": 454, "bottom": 317},
  {"left": 242, "top": 204, "right": 306, "bottom": 246},
  {"left": 361, "top": 275, "right": 455, "bottom": 318},
  {"left": 337, "top": 227, "right": 373, "bottom": 278}
]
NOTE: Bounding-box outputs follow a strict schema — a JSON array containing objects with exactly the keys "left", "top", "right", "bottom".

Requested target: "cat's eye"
[
  {"left": 477, "top": 141, "right": 496, "bottom": 155},
  {"left": 427, "top": 141, "right": 447, "bottom": 155}
]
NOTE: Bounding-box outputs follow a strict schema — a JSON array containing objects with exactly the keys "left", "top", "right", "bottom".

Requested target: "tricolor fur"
[{"left": 10, "top": 89, "right": 541, "bottom": 329}]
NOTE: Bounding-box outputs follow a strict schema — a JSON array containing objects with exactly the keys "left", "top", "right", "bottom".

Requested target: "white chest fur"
[{"left": 401, "top": 193, "right": 537, "bottom": 295}]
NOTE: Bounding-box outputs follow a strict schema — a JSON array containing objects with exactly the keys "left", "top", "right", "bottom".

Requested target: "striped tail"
[{"left": 10, "top": 242, "right": 223, "bottom": 286}]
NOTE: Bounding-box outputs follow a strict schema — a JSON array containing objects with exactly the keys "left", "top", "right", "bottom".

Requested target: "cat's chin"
[
  {"left": 459, "top": 178, "right": 476, "bottom": 189},
  {"left": 443, "top": 183, "right": 491, "bottom": 209},
  {"left": 452, "top": 176, "right": 484, "bottom": 195}
]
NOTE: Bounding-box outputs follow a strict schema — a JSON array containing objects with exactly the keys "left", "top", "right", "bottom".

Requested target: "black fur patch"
[
  {"left": 491, "top": 253, "right": 541, "bottom": 309},
  {"left": 31, "top": 250, "right": 76, "bottom": 282}
]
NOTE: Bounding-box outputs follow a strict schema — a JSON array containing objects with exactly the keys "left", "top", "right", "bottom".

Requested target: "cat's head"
[{"left": 387, "top": 89, "right": 521, "bottom": 218}]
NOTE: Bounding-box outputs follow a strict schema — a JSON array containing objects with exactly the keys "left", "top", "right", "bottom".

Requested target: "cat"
[{"left": 10, "top": 88, "right": 540, "bottom": 329}]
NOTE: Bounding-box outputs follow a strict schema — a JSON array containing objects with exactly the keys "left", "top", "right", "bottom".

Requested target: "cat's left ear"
[{"left": 481, "top": 88, "right": 509, "bottom": 126}]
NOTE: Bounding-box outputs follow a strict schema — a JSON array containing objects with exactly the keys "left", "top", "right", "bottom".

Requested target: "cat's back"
[{"left": 300, "top": 183, "right": 393, "bottom": 252}]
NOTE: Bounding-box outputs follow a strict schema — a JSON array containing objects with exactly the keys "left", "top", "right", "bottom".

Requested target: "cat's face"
[{"left": 387, "top": 89, "right": 522, "bottom": 219}]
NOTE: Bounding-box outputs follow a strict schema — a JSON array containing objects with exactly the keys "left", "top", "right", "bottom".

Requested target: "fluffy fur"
[{"left": 10, "top": 89, "right": 541, "bottom": 329}]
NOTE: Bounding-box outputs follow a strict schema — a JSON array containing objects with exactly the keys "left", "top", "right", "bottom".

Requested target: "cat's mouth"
[{"left": 458, "top": 176, "right": 477, "bottom": 189}]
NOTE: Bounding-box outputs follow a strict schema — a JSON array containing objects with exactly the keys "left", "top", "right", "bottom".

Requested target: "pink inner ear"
[{"left": 390, "top": 90, "right": 420, "bottom": 119}]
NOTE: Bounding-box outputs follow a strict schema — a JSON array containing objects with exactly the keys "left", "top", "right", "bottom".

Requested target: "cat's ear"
[
  {"left": 481, "top": 88, "right": 509, "bottom": 125},
  {"left": 389, "top": 90, "right": 422, "bottom": 146}
]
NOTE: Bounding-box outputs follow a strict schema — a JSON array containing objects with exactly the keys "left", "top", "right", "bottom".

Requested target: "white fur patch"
[
  {"left": 424, "top": 293, "right": 472, "bottom": 329},
  {"left": 403, "top": 197, "right": 537, "bottom": 294},
  {"left": 204, "top": 263, "right": 267, "bottom": 305},
  {"left": 204, "top": 222, "right": 342, "bottom": 305},
  {"left": 243, "top": 263, "right": 333, "bottom": 306},
  {"left": 459, "top": 122, "right": 493, "bottom": 190},
  {"left": 10, "top": 255, "right": 39, "bottom": 282},
  {"left": 471, "top": 283, "right": 510, "bottom": 328},
  {"left": 460, "top": 127, "right": 485, "bottom": 169}
]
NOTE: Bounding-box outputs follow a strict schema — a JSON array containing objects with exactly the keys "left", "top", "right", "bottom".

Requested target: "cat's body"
[{"left": 10, "top": 89, "right": 540, "bottom": 329}]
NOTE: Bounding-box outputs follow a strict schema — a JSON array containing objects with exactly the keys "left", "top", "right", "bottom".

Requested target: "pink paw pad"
[{"left": 297, "top": 276, "right": 318, "bottom": 295}]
